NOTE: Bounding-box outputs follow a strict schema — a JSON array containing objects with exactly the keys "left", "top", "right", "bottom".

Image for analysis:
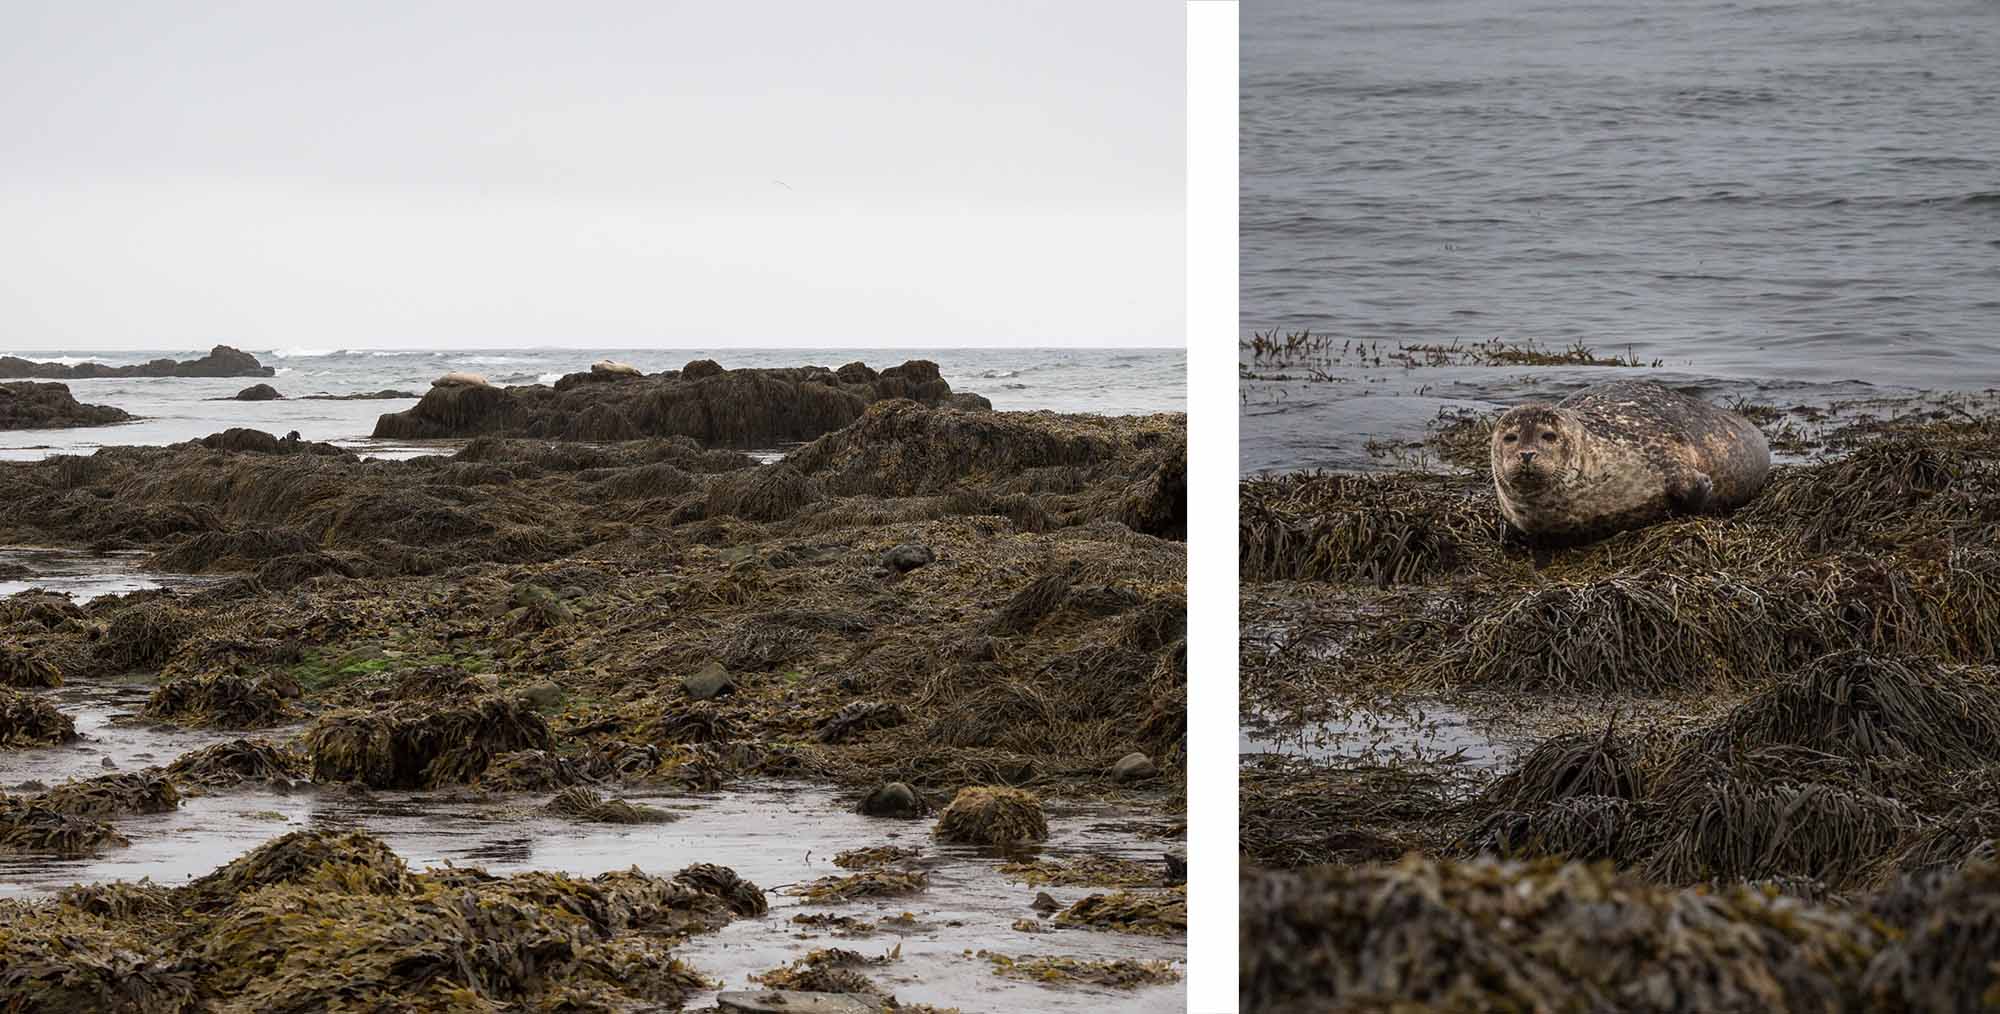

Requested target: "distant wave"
[
  {"left": 537, "top": 372, "right": 563, "bottom": 384},
  {"left": 266, "top": 348, "right": 340, "bottom": 359},
  {"left": 974, "top": 369, "right": 1021, "bottom": 379}
]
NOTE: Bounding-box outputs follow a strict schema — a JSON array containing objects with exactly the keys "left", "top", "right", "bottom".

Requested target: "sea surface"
[
  {"left": 1242, "top": 0, "right": 2000, "bottom": 474},
  {"left": 0, "top": 346, "right": 1185, "bottom": 461}
]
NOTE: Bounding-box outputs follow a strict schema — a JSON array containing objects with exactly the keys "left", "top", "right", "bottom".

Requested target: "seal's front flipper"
[{"left": 1670, "top": 470, "right": 1714, "bottom": 514}]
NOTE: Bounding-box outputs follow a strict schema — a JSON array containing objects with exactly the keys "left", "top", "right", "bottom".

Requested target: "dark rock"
[
  {"left": 297, "top": 390, "right": 420, "bottom": 401},
  {"left": 1112, "top": 751, "right": 1159, "bottom": 783},
  {"left": 835, "top": 362, "right": 877, "bottom": 384},
  {"left": 1164, "top": 851, "right": 1187, "bottom": 884},
  {"left": 0, "top": 345, "right": 274, "bottom": 379},
  {"left": 0, "top": 382, "right": 135, "bottom": 430},
  {"left": 682, "top": 661, "right": 735, "bottom": 701},
  {"left": 193, "top": 429, "right": 351, "bottom": 457},
  {"left": 858, "top": 781, "right": 922, "bottom": 817},
  {"left": 1031, "top": 891, "right": 1060, "bottom": 913},
  {"left": 946, "top": 392, "right": 994, "bottom": 412},
  {"left": 881, "top": 543, "right": 935, "bottom": 573},
  {"left": 233, "top": 384, "right": 283, "bottom": 401},
  {"left": 372, "top": 360, "right": 968, "bottom": 447}
]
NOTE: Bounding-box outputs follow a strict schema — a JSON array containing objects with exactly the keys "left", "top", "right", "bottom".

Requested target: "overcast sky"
[{"left": 0, "top": 2, "right": 1183, "bottom": 351}]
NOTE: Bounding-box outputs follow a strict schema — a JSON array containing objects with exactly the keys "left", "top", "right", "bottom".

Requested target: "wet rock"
[
  {"left": 232, "top": 383, "right": 283, "bottom": 401},
  {"left": 682, "top": 660, "right": 736, "bottom": 701},
  {"left": 0, "top": 382, "right": 135, "bottom": 430},
  {"left": 1031, "top": 891, "right": 1060, "bottom": 913},
  {"left": 0, "top": 344, "right": 273, "bottom": 379},
  {"left": 682, "top": 358, "right": 725, "bottom": 381},
  {"left": 881, "top": 543, "right": 935, "bottom": 573},
  {"left": 718, "top": 991, "right": 884, "bottom": 1013},
  {"left": 1112, "top": 751, "right": 1159, "bottom": 783},
  {"left": 857, "top": 781, "right": 922, "bottom": 818},
  {"left": 1164, "top": 851, "right": 1187, "bottom": 884},
  {"left": 946, "top": 391, "right": 994, "bottom": 412}
]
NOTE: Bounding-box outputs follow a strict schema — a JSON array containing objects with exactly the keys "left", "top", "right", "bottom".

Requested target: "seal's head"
[{"left": 1491, "top": 404, "right": 1580, "bottom": 491}]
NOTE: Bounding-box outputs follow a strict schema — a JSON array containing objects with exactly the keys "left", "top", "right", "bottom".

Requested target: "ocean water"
[
  {"left": 0, "top": 346, "right": 1184, "bottom": 461},
  {"left": 1242, "top": 0, "right": 2000, "bottom": 474}
]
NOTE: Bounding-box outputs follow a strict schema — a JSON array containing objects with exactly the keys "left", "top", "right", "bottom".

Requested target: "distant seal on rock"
[
  {"left": 591, "top": 360, "right": 642, "bottom": 377},
  {"left": 432, "top": 371, "right": 492, "bottom": 388},
  {"left": 1490, "top": 379, "right": 1769, "bottom": 544}
]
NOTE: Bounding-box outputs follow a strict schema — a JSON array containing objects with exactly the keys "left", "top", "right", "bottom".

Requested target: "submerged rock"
[
  {"left": 857, "top": 781, "right": 922, "bottom": 818},
  {"left": 231, "top": 383, "right": 283, "bottom": 401},
  {"left": 0, "top": 382, "right": 135, "bottom": 430}
]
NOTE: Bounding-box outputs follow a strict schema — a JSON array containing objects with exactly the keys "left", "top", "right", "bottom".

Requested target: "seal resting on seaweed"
[{"left": 1491, "top": 379, "right": 1769, "bottom": 544}]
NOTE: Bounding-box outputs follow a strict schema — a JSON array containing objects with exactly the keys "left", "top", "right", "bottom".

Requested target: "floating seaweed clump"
[
  {"left": 0, "top": 801, "right": 128, "bottom": 856},
  {"left": 0, "top": 688, "right": 78, "bottom": 747},
  {"left": 33, "top": 771, "right": 181, "bottom": 820},
  {"left": 164, "top": 738, "right": 308, "bottom": 788},
  {"left": 999, "top": 855, "right": 1162, "bottom": 888},
  {"left": 752, "top": 946, "right": 898, "bottom": 997},
  {"left": 1055, "top": 888, "right": 1187, "bottom": 937},
  {"left": 792, "top": 870, "right": 930, "bottom": 903},
  {"left": 833, "top": 845, "right": 923, "bottom": 870},
  {"left": 0, "top": 645, "right": 61, "bottom": 687},
  {"left": 1240, "top": 856, "right": 1882, "bottom": 1014},
  {"left": 546, "top": 786, "right": 675, "bottom": 824},
  {"left": 303, "top": 694, "right": 552, "bottom": 788},
  {"left": 142, "top": 672, "right": 295, "bottom": 728},
  {"left": 934, "top": 786, "right": 1049, "bottom": 847},
  {"left": 985, "top": 952, "right": 1182, "bottom": 990}
]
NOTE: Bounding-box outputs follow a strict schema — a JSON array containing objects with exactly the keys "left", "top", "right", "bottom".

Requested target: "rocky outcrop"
[
  {"left": 0, "top": 382, "right": 135, "bottom": 430},
  {"left": 232, "top": 384, "right": 283, "bottom": 401},
  {"left": 373, "top": 359, "right": 975, "bottom": 447},
  {"left": 0, "top": 345, "right": 274, "bottom": 379}
]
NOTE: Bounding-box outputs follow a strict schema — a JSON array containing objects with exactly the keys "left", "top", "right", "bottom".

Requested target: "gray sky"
[{"left": 0, "top": 1, "right": 1183, "bottom": 351}]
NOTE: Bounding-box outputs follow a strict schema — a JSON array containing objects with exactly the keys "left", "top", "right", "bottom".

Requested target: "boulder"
[
  {"left": 682, "top": 661, "right": 735, "bottom": 701},
  {"left": 681, "top": 358, "right": 725, "bottom": 381},
  {"left": 881, "top": 543, "right": 935, "bottom": 573},
  {"left": 233, "top": 384, "right": 283, "bottom": 401},
  {"left": 1112, "top": 751, "right": 1159, "bottom": 782}
]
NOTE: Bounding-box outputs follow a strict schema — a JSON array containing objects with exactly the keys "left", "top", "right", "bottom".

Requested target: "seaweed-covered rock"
[
  {"left": 0, "top": 645, "right": 62, "bottom": 688},
  {"left": 303, "top": 695, "right": 552, "bottom": 788},
  {"left": 0, "top": 382, "right": 134, "bottom": 430},
  {"left": 0, "top": 689, "right": 78, "bottom": 747},
  {"left": 373, "top": 360, "right": 967, "bottom": 446},
  {"left": 546, "top": 786, "right": 675, "bottom": 824},
  {"left": 934, "top": 786, "right": 1048, "bottom": 847},
  {"left": 165, "top": 739, "right": 308, "bottom": 788},
  {"left": 142, "top": 673, "right": 294, "bottom": 728}
]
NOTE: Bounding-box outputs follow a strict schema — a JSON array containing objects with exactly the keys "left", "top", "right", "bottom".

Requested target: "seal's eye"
[
  {"left": 1542, "top": 431, "right": 1558, "bottom": 442},
  {"left": 1502, "top": 433, "right": 1518, "bottom": 444}
]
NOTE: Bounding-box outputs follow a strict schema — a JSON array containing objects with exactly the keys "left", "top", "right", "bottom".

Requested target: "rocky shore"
[
  {"left": 0, "top": 345, "right": 274, "bottom": 380},
  {"left": 1238, "top": 389, "right": 2000, "bottom": 1012},
  {"left": 0, "top": 376, "right": 1187, "bottom": 1011},
  {"left": 0, "top": 382, "right": 136, "bottom": 431}
]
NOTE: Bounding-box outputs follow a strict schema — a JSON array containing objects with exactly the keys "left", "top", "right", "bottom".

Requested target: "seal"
[{"left": 1490, "top": 379, "right": 1770, "bottom": 543}]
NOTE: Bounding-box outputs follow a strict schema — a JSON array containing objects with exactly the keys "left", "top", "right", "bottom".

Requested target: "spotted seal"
[{"left": 1490, "top": 379, "right": 1770, "bottom": 543}]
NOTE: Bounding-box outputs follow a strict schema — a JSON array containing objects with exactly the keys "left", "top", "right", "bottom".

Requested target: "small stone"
[
  {"left": 519, "top": 681, "right": 563, "bottom": 710},
  {"left": 682, "top": 660, "right": 735, "bottom": 700},
  {"left": 1031, "top": 891, "right": 1060, "bottom": 914},
  {"left": 858, "top": 781, "right": 921, "bottom": 818},
  {"left": 881, "top": 543, "right": 935, "bottom": 573},
  {"left": 1111, "top": 751, "right": 1158, "bottom": 783}
]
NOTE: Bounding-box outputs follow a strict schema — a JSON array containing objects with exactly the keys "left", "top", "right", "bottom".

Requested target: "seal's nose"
[{"left": 1518, "top": 450, "right": 1538, "bottom": 463}]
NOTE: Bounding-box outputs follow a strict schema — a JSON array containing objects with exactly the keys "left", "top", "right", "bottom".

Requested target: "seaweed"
[
  {"left": 933, "top": 786, "right": 1049, "bottom": 847},
  {"left": 0, "top": 688, "right": 78, "bottom": 747}
]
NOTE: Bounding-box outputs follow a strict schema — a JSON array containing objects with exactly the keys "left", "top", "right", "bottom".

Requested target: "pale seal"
[{"left": 1490, "top": 379, "right": 1770, "bottom": 543}]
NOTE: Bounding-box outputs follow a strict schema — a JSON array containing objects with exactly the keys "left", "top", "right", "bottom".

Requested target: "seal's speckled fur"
[{"left": 1491, "top": 380, "right": 1770, "bottom": 543}]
